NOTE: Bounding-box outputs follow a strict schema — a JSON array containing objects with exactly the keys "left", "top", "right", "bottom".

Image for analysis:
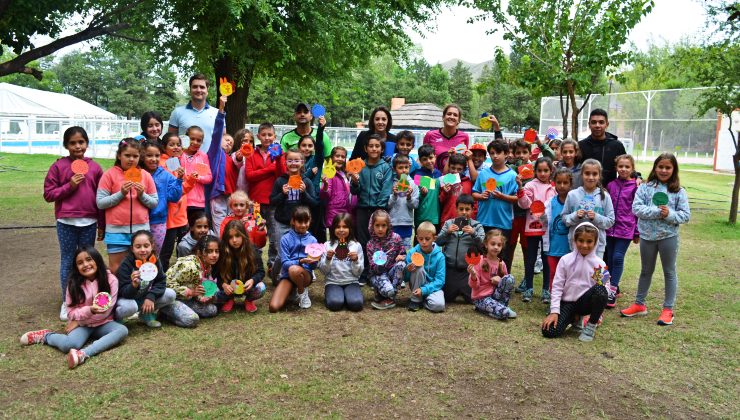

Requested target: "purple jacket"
[
  {"left": 43, "top": 156, "right": 105, "bottom": 226},
  {"left": 606, "top": 178, "right": 638, "bottom": 239},
  {"left": 320, "top": 172, "right": 357, "bottom": 227}
]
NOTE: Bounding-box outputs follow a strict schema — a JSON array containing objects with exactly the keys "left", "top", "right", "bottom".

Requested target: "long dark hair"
[
  {"left": 63, "top": 126, "right": 89, "bottom": 148},
  {"left": 219, "top": 221, "right": 256, "bottom": 283},
  {"left": 67, "top": 246, "right": 110, "bottom": 307},
  {"left": 329, "top": 212, "right": 356, "bottom": 244},
  {"left": 368, "top": 106, "right": 392, "bottom": 133},
  {"left": 647, "top": 153, "right": 681, "bottom": 193},
  {"left": 140, "top": 111, "right": 163, "bottom": 139}
]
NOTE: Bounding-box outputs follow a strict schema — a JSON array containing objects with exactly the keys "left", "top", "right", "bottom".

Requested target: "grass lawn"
[{"left": 0, "top": 152, "right": 738, "bottom": 417}]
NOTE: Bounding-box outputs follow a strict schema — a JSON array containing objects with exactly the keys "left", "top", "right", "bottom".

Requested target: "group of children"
[{"left": 23, "top": 102, "right": 690, "bottom": 368}]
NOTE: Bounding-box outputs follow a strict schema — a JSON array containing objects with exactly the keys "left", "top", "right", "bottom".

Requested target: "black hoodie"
[{"left": 579, "top": 132, "right": 626, "bottom": 186}]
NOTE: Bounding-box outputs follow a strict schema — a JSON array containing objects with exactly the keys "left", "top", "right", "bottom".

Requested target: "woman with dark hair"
[
  {"left": 422, "top": 104, "right": 469, "bottom": 173},
  {"left": 140, "top": 111, "right": 164, "bottom": 143},
  {"left": 350, "top": 106, "right": 397, "bottom": 161}
]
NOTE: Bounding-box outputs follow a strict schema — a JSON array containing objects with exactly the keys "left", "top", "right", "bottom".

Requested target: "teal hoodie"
[
  {"left": 404, "top": 243, "right": 446, "bottom": 297},
  {"left": 350, "top": 158, "right": 393, "bottom": 208}
]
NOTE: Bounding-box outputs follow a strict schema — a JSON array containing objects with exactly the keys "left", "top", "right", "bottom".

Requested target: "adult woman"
[
  {"left": 350, "top": 106, "right": 396, "bottom": 161},
  {"left": 423, "top": 104, "right": 469, "bottom": 173},
  {"left": 140, "top": 111, "right": 164, "bottom": 143}
]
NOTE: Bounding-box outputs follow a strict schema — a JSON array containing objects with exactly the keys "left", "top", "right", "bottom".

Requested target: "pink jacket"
[
  {"left": 517, "top": 178, "right": 556, "bottom": 236},
  {"left": 320, "top": 172, "right": 357, "bottom": 227},
  {"left": 179, "top": 151, "right": 212, "bottom": 208},
  {"left": 468, "top": 256, "right": 508, "bottom": 300},
  {"left": 66, "top": 271, "right": 119, "bottom": 327}
]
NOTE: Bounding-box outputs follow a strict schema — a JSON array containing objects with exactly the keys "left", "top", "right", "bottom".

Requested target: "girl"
[
  {"left": 467, "top": 229, "right": 517, "bottom": 319},
  {"left": 367, "top": 210, "right": 407, "bottom": 309},
  {"left": 517, "top": 156, "right": 556, "bottom": 303},
  {"left": 269, "top": 206, "right": 318, "bottom": 312},
  {"left": 141, "top": 140, "right": 183, "bottom": 254},
  {"left": 555, "top": 139, "right": 582, "bottom": 189},
  {"left": 605, "top": 154, "right": 639, "bottom": 308},
  {"left": 542, "top": 168, "right": 573, "bottom": 295},
  {"left": 44, "top": 126, "right": 104, "bottom": 321},
  {"left": 321, "top": 146, "right": 357, "bottom": 229},
  {"left": 298, "top": 116, "right": 327, "bottom": 242},
  {"left": 20, "top": 247, "right": 128, "bottom": 369},
  {"left": 350, "top": 135, "right": 393, "bottom": 284},
  {"left": 562, "top": 158, "right": 615, "bottom": 259},
  {"left": 96, "top": 139, "right": 158, "bottom": 273},
  {"left": 177, "top": 211, "right": 215, "bottom": 257},
  {"left": 180, "top": 125, "right": 213, "bottom": 222},
  {"left": 548, "top": 138, "right": 562, "bottom": 162},
  {"left": 166, "top": 235, "right": 221, "bottom": 323},
  {"left": 215, "top": 220, "right": 266, "bottom": 313},
  {"left": 318, "top": 213, "right": 365, "bottom": 312},
  {"left": 234, "top": 128, "right": 254, "bottom": 193},
  {"left": 140, "top": 111, "right": 163, "bottom": 142},
  {"left": 621, "top": 154, "right": 690, "bottom": 326},
  {"left": 115, "top": 230, "right": 180, "bottom": 327},
  {"left": 159, "top": 133, "right": 195, "bottom": 271},
  {"left": 219, "top": 190, "right": 267, "bottom": 249},
  {"left": 541, "top": 222, "right": 611, "bottom": 342}
]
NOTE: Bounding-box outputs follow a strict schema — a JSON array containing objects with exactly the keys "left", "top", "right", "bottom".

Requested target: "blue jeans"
[
  {"left": 56, "top": 222, "right": 97, "bottom": 301},
  {"left": 324, "top": 283, "right": 364, "bottom": 312},
  {"left": 45, "top": 321, "right": 128, "bottom": 357},
  {"left": 635, "top": 235, "right": 679, "bottom": 309},
  {"left": 605, "top": 236, "right": 632, "bottom": 288}
]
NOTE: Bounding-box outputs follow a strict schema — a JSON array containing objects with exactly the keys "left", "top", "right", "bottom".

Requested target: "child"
[
  {"left": 177, "top": 211, "right": 215, "bottom": 257},
  {"left": 548, "top": 138, "right": 562, "bottom": 162},
  {"left": 556, "top": 139, "right": 582, "bottom": 189},
  {"left": 467, "top": 229, "right": 517, "bottom": 319},
  {"left": 411, "top": 144, "right": 442, "bottom": 234},
  {"left": 215, "top": 220, "right": 266, "bottom": 313},
  {"left": 234, "top": 129, "right": 255, "bottom": 193},
  {"left": 115, "top": 230, "right": 184, "bottom": 327},
  {"left": 393, "top": 130, "right": 420, "bottom": 174},
  {"left": 141, "top": 140, "right": 183, "bottom": 254},
  {"left": 20, "top": 247, "right": 128, "bottom": 369},
  {"left": 96, "top": 139, "right": 158, "bottom": 273},
  {"left": 219, "top": 190, "right": 267, "bottom": 249},
  {"left": 366, "top": 210, "right": 407, "bottom": 309},
  {"left": 297, "top": 117, "right": 327, "bottom": 241},
  {"left": 404, "top": 222, "right": 446, "bottom": 312},
  {"left": 562, "top": 159, "right": 615, "bottom": 259},
  {"left": 206, "top": 95, "right": 242, "bottom": 232},
  {"left": 436, "top": 194, "right": 485, "bottom": 304},
  {"left": 269, "top": 207, "right": 318, "bottom": 312},
  {"left": 319, "top": 213, "right": 365, "bottom": 312},
  {"left": 180, "top": 125, "right": 213, "bottom": 222},
  {"left": 245, "top": 122, "right": 279, "bottom": 270},
  {"left": 321, "top": 146, "right": 357, "bottom": 230},
  {"left": 542, "top": 168, "right": 573, "bottom": 294},
  {"left": 462, "top": 142, "right": 490, "bottom": 183},
  {"left": 542, "top": 222, "right": 611, "bottom": 342},
  {"left": 516, "top": 156, "right": 556, "bottom": 303},
  {"left": 605, "top": 154, "right": 640, "bottom": 308},
  {"left": 387, "top": 154, "right": 419, "bottom": 251},
  {"left": 507, "top": 139, "right": 535, "bottom": 284},
  {"left": 159, "top": 133, "right": 195, "bottom": 272},
  {"left": 439, "top": 153, "right": 473, "bottom": 223},
  {"left": 350, "top": 134, "right": 393, "bottom": 283},
  {"left": 471, "top": 139, "right": 518, "bottom": 272},
  {"left": 43, "top": 126, "right": 104, "bottom": 321},
  {"left": 166, "top": 235, "right": 221, "bottom": 323},
  {"left": 621, "top": 153, "right": 690, "bottom": 326}
]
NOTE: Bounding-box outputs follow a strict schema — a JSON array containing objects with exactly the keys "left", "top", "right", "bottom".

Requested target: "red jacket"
[
  {"left": 438, "top": 177, "right": 473, "bottom": 223},
  {"left": 244, "top": 147, "right": 278, "bottom": 205}
]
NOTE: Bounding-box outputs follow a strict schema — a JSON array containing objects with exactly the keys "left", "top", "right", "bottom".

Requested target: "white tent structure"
[{"left": 0, "top": 83, "right": 115, "bottom": 119}]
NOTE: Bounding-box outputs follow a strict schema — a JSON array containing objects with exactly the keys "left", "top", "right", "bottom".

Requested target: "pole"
[{"left": 641, "top": 91, "right": 655, "bottom": 159}]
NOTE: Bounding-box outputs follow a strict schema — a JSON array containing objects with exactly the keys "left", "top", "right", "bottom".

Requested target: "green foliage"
[
  {"left": 474, "top": 53, "right": 539, "bottom": 130},
  {"left": 0, "top": 49, "right": 62, "bottom": 92},
  {"left": 0, "top": 1, "right": 85, "bottom": 53},
  {"left": 447, "top": 61, "right": 474, "bottom": 116}
]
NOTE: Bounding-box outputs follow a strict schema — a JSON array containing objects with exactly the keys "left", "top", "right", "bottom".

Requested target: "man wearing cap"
[
  {"left": 279, "top": 103, "right": 332, "bottom": 158},
  {"left": 168, "top": 74, "right": 222, "bottom": 151}
]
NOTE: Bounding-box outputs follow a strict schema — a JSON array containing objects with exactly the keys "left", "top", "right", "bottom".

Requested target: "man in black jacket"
[{"left": 579, "top": 108, "right": 626, "bottom": 185}]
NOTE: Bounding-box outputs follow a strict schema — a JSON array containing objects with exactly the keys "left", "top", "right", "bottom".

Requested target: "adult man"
[
  {"left": 578, "top": 108, "right": 626, "bottom": 185},
  {"left": 168, "top": 74, "right": 222, "bottom": 151},
  {"left": 280, "top": 103, "right": 332, "bottom": 157}
]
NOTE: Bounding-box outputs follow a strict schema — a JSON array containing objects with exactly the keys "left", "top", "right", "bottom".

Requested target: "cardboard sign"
[
  {"left": 94, "top": 292, "right": 112, "bottom": 311},
  {"left": 202, "top": 280, "right": 218, "bottom": 298},
  {"left": 194, "top": 163, "right": 209, "bottom": 177},
  {"left": 531, "top": 200, "right": 545, "bottom": 216},
  {"left": 652, "top": 192, "right": 669, "bottom": 206},
  {"left": 240, "top": 142, "right": 254, "bottom": 158},
  {"left": 231, "top": 279, "right": 245, "bottom": 295},
  {"left": 219, "top": 77, "right": 235, "bottom": 96},
  {"left": 442, "top": 173, "right": 461, "bottom": 186},
  {"left": 346, "top": 158, "right": 364, "bottom": 174},
  {"left": 288, "top": 175, "right": 302, "bottom": 189},
  {"left": 305, "top": 243, "right": 325, "bottom": 259},
  {"left": 311, "top": 104, "right": 326, "bottom": 118},
  {"left": 524, "top": 129, "right": 538, "bottom": 144},
  {"left": 267, "top": 143, "right": 282, "bottom": 159},
  {"left": 71, "top": 159, "right": 89, "bottom": 175},
  {"left": 518, "top": 164, "right": 534, "bottom": 180},
  {"left": 479, "top": 116, "right": 493, "bottom": 130},
  {"left": 372, "top": 250, "right": 387, "bottom": 266},
  {"left": 410, "top": 252, "right": 424, "bottom": 267},
  {"left": 322, "top": 161, "right": 336, "bottom": 179},
  {"left": 485, "top": 178, "right": 497, "bottom": 191},
  {"left": 165, "top": 157, "right": 181, "bottom": 172},
  {"left": 419, "top": 176, "right": 435, "bottom": 190},
  {"left": 397, "top": 174, "right": 410, "bottom": 192},
  {"left": 124, "top": 167, "right": 142, "bottom": 183}
]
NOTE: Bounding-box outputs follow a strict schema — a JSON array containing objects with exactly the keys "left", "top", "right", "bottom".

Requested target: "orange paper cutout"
[
  {"left": 124, "top": 167, "right": 142, "bottom": 183},
  {"left": 240, "top": 142, "right": 254, "bottom": 157},
  {"left": 518, "top": 164, "right": 534, "bottom": 180},
  {"left": 194, "top": 162, "right": 209, "bottom": 177},
  {"left": 531, "top": 200, "right": 545, "bottom": 215},
  {"left": 219, "top": 77, "right": 235, "bottom": 96},
  {"left": 71, "top": 159, "right": 89, "bottom": 175},
  {"left": 346, "top": 158, "right": 364, "bottom": 174},
  {"left": 485, "top": 178, "right": 497, "bottom": 191},
  {"left": 524, "top": 129, "right": 538, "bottom": 144},
  {"left": 288, "top": 175, "right": 302, "bottom": 189},
  {"left": 411, "top": 252, "right": 424, "bottom": 266}
]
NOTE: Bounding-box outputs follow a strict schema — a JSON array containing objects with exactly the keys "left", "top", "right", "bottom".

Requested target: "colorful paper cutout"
[
  {"left": 579, "top": 196, "right": 596, "bottom": 212},
  {"left": 652, "top": 192, "right": 669, "bottom": 206},
  {"left": 138, "top": 262, "right": 158, "bottom": 282},
  {"left": 335, "top": 242, "right": 349, "bottom": 260},
  {"left": 531, "top": 200, "right": 545, "bottom": 216},
  {"left": 346, "top": 158, "right": 364, "bottom": 174},
  {"left": 219, "top": 77, "right": 235, "bottom": 96},
  {"left": 372, "top": 250, "right": 387, "bottom": 266},
  {"left": 410, "top": 252, "right": 424, "bottom": 267},
  {"left": 202, "top": 280, "right": 218, "bottom": 298},
  {"left": 397, "top": 174, "right": 410, "bottom": 192},
  {"left": 288, "top": 175, "right": 302, "bottom": 190},
  {"left": 453, "top": 217, "right": 469, "bottom": 228},
  {"left": 441, "top": 173, "right": 461, "bottom": 186},
  {"left": 322, "top": 161, "right": 336, "bottom": 179},
  {"left": 240, "top": 142, "right": 254, "bottom": 158},
  {"left": 194, "top": 163, "right": 209, "bottom": 177},
  {"left": 419, "top": 176, "right": 435, "bottom": 190},
  {"left": 518, "top": 164, "right": 534, "bottom": 180},
  {"left": 479, "top": 116, "right": 493, "bottom": 130},
  {"left": 71, "top": 159, "right": 89, "bottom": 175},
  {"left": 165, "top": 157, "right": 181, "bottom": 172},
  {"left": 465, "top": 249, "right": 481, "bottom": 266},
  {"left": 524, "top": 129, "right": 538, "bottom": 144},
  {"left": 546, "top": 127, "right": 559, "bottom": 139},
  {"left": 267, "top": 143, "right": 283, "bottom": 160},
  {"left": 311, "top": 104, "right": 326, "bottom": 118},
  {"left": 454, "top": 144, "right": 466, "bottom": 154},
  {"left": 123, "top": 167, "right": 142, "bottom": 183},
  {"left": 305, "top": 243, "right": 326, "bottom": 259},
  {"left": 231, "top": 279, "right": 245, "bottom": 295},
  {"left": 413, "top": 174, "right": 421, "bottom": 186},
  {"left": 485, "top": 178, "right": 497, "bottom": 191},
  {"left": 94, "top": 292, "right": 112, "bottom": 311}
]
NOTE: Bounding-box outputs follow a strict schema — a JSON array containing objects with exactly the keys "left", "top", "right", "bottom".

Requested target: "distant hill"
[{"left": 439, "top": 59, "right": 493, "bottom": 80}]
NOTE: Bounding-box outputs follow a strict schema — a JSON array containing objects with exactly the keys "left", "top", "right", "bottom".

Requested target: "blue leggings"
[
  {"left": 56, "top": 222, "right": 97, "bottom": 301},
  {"left": 325, "top": 283, "right": 364, "bottom": 312},
  {"left": 605, "top": 236, "right": 632, "bottom": 288},
  {"left": 45, "top": 321, "right": 128, "bottom": 357}
]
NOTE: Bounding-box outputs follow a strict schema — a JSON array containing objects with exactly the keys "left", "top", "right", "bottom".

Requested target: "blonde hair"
[
  {"left": 416, "top": 221, "right": 437, "bottom": 236},
  {"left": 614, "top": 153, "right": 635, "bottom": 169},
  {"left": 482, "top": 229, "right": 506, "bottom": 274},
  {"left": 228, "top": 190, "right": 250, "bottom": 208}
]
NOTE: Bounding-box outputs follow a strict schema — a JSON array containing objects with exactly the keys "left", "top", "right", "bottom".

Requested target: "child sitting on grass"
[
  {"left": 468, "top": 229, "right": 517, "bottom": 319},
  {"left": 404, "top": 222, "right": 445, "bottom": 312}
]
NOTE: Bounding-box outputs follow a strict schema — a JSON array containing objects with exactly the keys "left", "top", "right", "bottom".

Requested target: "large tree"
[
  {"left": 473, "top": 0, "right": 653, "bottom": 139},
  {"left": 448, "top": 61, "right": 474, "bottom": 116}
]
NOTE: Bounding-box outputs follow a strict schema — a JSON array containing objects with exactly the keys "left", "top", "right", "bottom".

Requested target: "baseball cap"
[
  {"left": 295, "top": 102, "right": 310, "bottom": 113},
  {"left": 469, "top": 143, "right": 487, "bottom": 152}
]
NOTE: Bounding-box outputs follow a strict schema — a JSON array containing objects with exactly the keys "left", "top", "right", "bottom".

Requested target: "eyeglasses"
[{"left": 286, "top": 159, "right": 302, "bottom": 164}]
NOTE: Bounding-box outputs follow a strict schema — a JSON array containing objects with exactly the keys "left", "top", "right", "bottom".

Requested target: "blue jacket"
[
  {"left": 350, "top": 158, "right": 393, "bottom": 208},
  {"left": 632, "top": 181, "right": 690, "bottom": 241},
  {"left": 279, "top": 229, "right": 318, "bottom": 279},
  {"left": 149, "top": 166, "right": 183, "bottom": 225},
  {"left": 404, "top": 243, "right": 446, "bottom": 297},
  {"left": 206, "top": 112, "right": 227, "bottom": 200}
]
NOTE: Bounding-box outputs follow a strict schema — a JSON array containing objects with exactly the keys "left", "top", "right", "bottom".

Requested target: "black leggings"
[
  {"left": 542, "top": 284, "right": 608, "bottom": 338},
  {"left": 161, "top": 225, "right": 188, "bottom": 272},
  {"left": 443, "top": 267, "right": 472, "bottom": 304}
]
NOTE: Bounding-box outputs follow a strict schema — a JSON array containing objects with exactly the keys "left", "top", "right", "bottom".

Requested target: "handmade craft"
[
  {"left": 94, "top": 292, "right": 112, "bottom": 311},
  {"left": 652, "top": 192, "right": 669, "bottom": 206},
  {"left": 240, "top": 142, "right": 254, "bottom": 158},
  {"left": 334, "top": 241, "right": 349, "bottom": 260},
  {"left": 311, "top": 104, "right": 326, "bottom": 118},
  {"left": 530, "top": 200, "right": 546, "bottom": 216},
  {"left": 70, "top": 159, "right": 89, "bottom": 175},
  {"left": 346, "top": 158, "right": 364, "bottom": 174},
  {"left": 202, "top": 280, "right": 218, "bottom": 298},
  {"left": 322, "top": 161, "right": 336, "bottom": 179},
  {"left": 479, "top": 115, "right": 492, "bottom": 130},
  {"left": 288, "top": 175, "right": 302, "bottom": 189},
  {"left": 546, "top": 127, "right": 559, "bottom": 140},
  {"left": 219, "top": 77, "right": 235, "bottom": 96},
  {"left": 454, "top": 144, "right": 466, "bottom": 154},
  {"left": 267, "top": 143, "right": 283, "bottom": 159},
  {"left": 419, "top": 176, "right": 436, "bottom": 190},
  {"left": 165, "top": 157, "right": 181, "bottom": 171},
  {"left": 397, "top": 174, "right": 410, "bottom": 192},
  {"left": 231, "top": 279, "right": 245, "bottom": 295},
  {"left": 518, "top": 164, "right": 534, "bottom": 180},
  {"left": 372, "top": 250, "right": 387, "bottom": 266},
  {"left": 441, "top": 173, "right": 461, "bottom": 186},
  {"left": 305, "top": 243, "right": 326, "bottom": 260},
  {"left": 465, "top": 248, "right": 481, "bottom": 266},
  {"left": 485, "top": 178, "right": 497, "bottom": 191},
  {"left": 123, "top": 167, "right": 142, "bottom": 183},
  {"left": 194, "top": 163, "right": 209, "bottom": 177},
  {"left": 410, "top": 252, "right": 424, "bottom": 267},
  {"left": 523, "top": 129, "right": 538, "bottom": 144}
]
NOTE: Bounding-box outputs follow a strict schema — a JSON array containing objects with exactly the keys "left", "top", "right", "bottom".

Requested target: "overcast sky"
[{"left": 408, "top": 0, "right": 709, "bottom": 64}]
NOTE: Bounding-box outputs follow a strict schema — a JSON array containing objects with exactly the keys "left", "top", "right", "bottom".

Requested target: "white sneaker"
[
  {"left": 534, "top": 256, "right": 543, "bottom": 274},
  {"left": 298, "top": 289, "right": 312, "bottom": 309},
  {"left": 59, "top": 303, "right": 68, "bottom": 322}
]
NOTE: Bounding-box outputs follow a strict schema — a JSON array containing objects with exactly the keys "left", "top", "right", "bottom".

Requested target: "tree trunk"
[
  {"left": 567, "top": 80, "right": 580, "bottom": 141},
  {"left": 213, "top": 54, "right": 255, "bottom": 136},
  {"left": 559, "top": 88, "right": 569, "bottom": 139},
  {"left": 731, "top": 151, "right": 739, "bottom": 225}
]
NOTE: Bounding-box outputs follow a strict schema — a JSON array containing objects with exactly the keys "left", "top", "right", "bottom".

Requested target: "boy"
[
  {"left": 507, "top": 139, "right": 532, "bottom": 281},
  {"left": 393, "top": 130, "right": 420, "bottom": 174},
  {"left": 471, "top": 139, "right": 519, "bottom": 272},
  {"left": 436, "top": 194, "right": 484, "bottom": 304},
  {"left": 388, "top": 154, "right": 419, "bottom": 251},
  {"left": 177, "top": 211, "right": 216, "bottom": 257},
  {"left": 463, "top": 143, "right": 490, "bottom": 183},
  {"left": 411, "top": 144, "right": 442, "bottom": 235},
  {"left": 404, "top": 222, "right": 446, "bottom": 312},
  {"left": 439, "top": 153, "right": 473, "bottom": 223}
]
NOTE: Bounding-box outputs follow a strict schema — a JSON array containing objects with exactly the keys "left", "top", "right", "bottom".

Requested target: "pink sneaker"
[
  {"left": 20, "top": 329, "right": 51, "bottom": 345},
  {"left": 244, "top": 300, "right": 258, "bottom": 313},
  {"left": 66, "top": 349, "right": 88, "bottom": 369}
]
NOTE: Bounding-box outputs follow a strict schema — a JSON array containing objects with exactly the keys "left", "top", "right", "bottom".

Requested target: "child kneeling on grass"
[{"left": 404, "top": 222, "right": 446, "bottom": 312}]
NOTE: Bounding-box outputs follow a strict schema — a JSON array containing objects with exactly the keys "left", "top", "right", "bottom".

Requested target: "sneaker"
[
  {"left": 515, "top": 278, "right": 527, "bottom": 293},
  {"left": 407, "top": 300, "right": 422, "bottom": 312},
  {"left": 400, "top": 281, "right": 406, "bottom": 289},
  {"left": 578, "top": 322, "right": 597, "bottom": 342},
  {"left": 657, "top": 308, "right": 674, "bottom": 326},
  {"left": 505, "top": 307, "right": 517, "bottom": 319},
  {"left": 298, "top": 290, "right": 311, "bottom": 309},
  {"left": 59, "top": 303, "right": 68, "bottom": 322},
  {"left": 220, "top": 298, "right": 235, "bottom": 313},
  {"left": 371, "top": 299, "right": 396, "bottom": 310},
  {"left": 541, "top": 289, "right": 551, "bottom": 304},
  {"left": 20, "top": 329, "right": 51, "bottom": 345},
  {"left": 606, "top": 285, "right": 618, "bottom": 308},
  {"left": 581, "top": 314, "right": 603, "bottom": 327},
  {"left": 620, "top": 303, "right": 647, "bottom": 317},
  {"left": 140, "top": 313, "right": 161, "bottom": 328},
  {"left": 244, "top": 300, "right": 258, "bottom": 313},
  {"left": 522, "top": 288, "right": 533, "bottom": 303},
  {"left": 534, "top": 257, "right": 543, "bottom": 274},
  {"left": 66, "top": 349, "right": 88, "bottom": 369},
  {"left": 571, "top": 319, "right": 583, "bottom": 333}
]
